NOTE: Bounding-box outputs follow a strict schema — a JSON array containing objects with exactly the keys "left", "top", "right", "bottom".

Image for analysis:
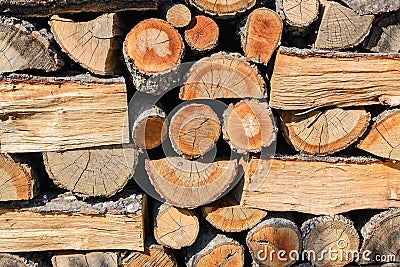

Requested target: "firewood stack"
[{"left": 0, "top": 0, "right": 399, "bottom": 266}]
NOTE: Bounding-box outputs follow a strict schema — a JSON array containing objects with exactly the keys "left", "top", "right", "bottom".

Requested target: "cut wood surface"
[
  {"left": 342, "top": 0, "right": 400, "bottom": 15},
  {"left": 0, "top": 254, "right": 30, "bottom": 267},
  {"left": 187, "top": 0, "right": 255, "bottom": 17},
  {"left": 165, "top": 4, "right": 192, "bottom": 28},
  {"left": 154, "top": 203, "right": 199, "bottom": 249},
  {"left": 184, "top": 15, "right": 219, "bottom": 52},
  {"left": 0, "top": 192, "right": 145, "bottom": 252},
  {"left": 122, "top": 243, "right": 177, "bottom": 267},
  {"left": 43, "top": 145, "right": 138, "bottom": 198},
  {"left": 314, "top": 1, "right": 374, "bottom": 50},
  {"left": 279, "top": 108, "right": 370, "bottom": 155},
  {"left": 270, "top": 47, "right": 400, "bottom": 110},
  {"left": 52, "top": 252, "right": 118, "bottom": 267},
  {"left": 201, "top": 195, "right": 267, "bottom": 232},
  {"left": 169, "top": 103, "right": 221, "bottom": 159},
  {"left": 239, "top": 8, "right": 283, "bottom": 65},
  {"left": 246, "top": 218, "right": 301, "bottom": 267},
  {"left": 238, "top": 156, "right": 400, "bottom": 215},
  {"left": 0, "top": 0, "right": 157, "bottom": 17},
  {"left": 0, "top": 16, "right": 62, "bottom": 74},
  {"left": 145, "top": 157, "right": 238, "bottom": 208},
  {"left": 0, "top": 73, "right": 128, "bottom": 153},
  {"left": 222, "top": 99, "right": 277, "bottom": 153},
  {"left": 302, "top": 215, "right": 359, "bottom": 267},
  {"left": 180, "top": 52, "right": 265, "bottom": 100},
  {"left": 276, "top": 0, "right": 319, "bottom": 28},
  {"left": 49, "top": 14, "right": 123, "bottom": 75}
]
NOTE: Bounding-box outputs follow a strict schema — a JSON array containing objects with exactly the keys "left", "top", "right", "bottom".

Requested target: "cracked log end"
[
  {"left": 187, "top": 0, "right": 255, "bottom": 17},
  {"left": 184, "top": 15, "right": 219, "bottom": 52},
  {"left": 276, "top": 0, "right": 319, "bottom": 28},
  {"left": 166, "top": 4, "right": 192, "bottom": 28},
  {"left": 123, "top": 244, "right": 177, "bottom": 267},
  {"left": 52, "top": 252, "right": 118, "bottom": 267}
]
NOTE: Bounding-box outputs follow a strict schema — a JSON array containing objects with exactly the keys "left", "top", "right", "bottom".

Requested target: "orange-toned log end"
[
  {"left": 223, "top": 99, "right": 277, "bottom": 153},
  {"left": 166, "top": 4, "right": 192, "bottom": 28},
  {"left": 123, "top": 244, "right": 177, "bottom": 267},
  {"left": 246, "top": 218, "right": 301, "bottom": 267},
  {"left": 188, "top": 0, "right": 255, "bottom": 17},
  {"left": 280, "top": 108, "right": 370, "bottom": 156},
  {"left": 185, "top": 15, "right": 219, "bottom": 52},
  {"left": 180, "top": 52, "right": 265, "bottom": 100},
  {"left": 169, "top": 103, "right": 220, "bottom": 158},
  {"left": 240, "top": 8, "right": 283, "bottom": 65}
]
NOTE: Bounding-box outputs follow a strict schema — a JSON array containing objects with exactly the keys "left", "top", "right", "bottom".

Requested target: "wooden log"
[
  {"left": 0, "top": 191, "right": 145, "bottom": 252},
  {"left": 122, "top": 243, "right": 177, "bottom": 267},
  {"left": 201, "top": 195, "right": 267, "bottom": 232},
  {"left": 279, "top": 108, "right": 370, "bottom": 155},
  {"left": 52, "top": 252, "right": 118, "bottom": 267},
  {"left": 342, "top": 0, "right": 400, "bottom": 15},
  {"left": 0, "top": 0, "right": 157, "bottom": 17},
  {"left": 154, "top": 203, "right": 199, "bottom": 249},
  {"left": 0, "top": 16, "right": 63, "bottom": 74},
  {"left": 169, "top": 103, "right": 221, "bottom": 159},
  {"left": 184, "top": 15, "right": 219, "bottom": 52},
  {"left": 0, "top": 73, "right": 129, "bottom": 153},
  {"left": 43, "top": 145, "right": 138, "bottom": 198},
  {"left": 314, "top": 1, "right": 374, "bottom": 50},
  {"left": 0, "top": 254, "right": 31, "bottom": 267},
  {"left": 165, "top": 3, "right": 192, "bottom": 28},
  {"left": 222, "top": 99, "right": 277, "bottom": 153},
  {"left": 238, "top": 8, "right": 283, "bottom": 65},
  {"left": 246, "top": 218, "right": 301, "bottom": 267},
  {"left": 49, "top": 14, "right": 123, "bottom": 76},
  {"left": 237, "top": 156, "right": 400, "bottom": 215},
  {"left": 123, "top": 18, "right": 184, "bottom": 95},
  {"left": 301, "top": 215, "right": 360, "bottom": 267},
  {"left": 187, "top": 0, "right": 255, "bottom": 18},
  {"left": 180, "top": 52, "right": 265, "bottom": 100},
  {"left": 275, "top": 0, "right": 319, "bottom": 28},
  {"left": 145, "top": 157, "right": 238, "bottom": 208},
  {"left": 270, "top": 47, "right": 400, "bottom": 110}
]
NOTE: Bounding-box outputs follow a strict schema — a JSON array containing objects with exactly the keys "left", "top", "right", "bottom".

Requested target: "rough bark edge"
[
  {"left": 186, "top": 0, "right": 256, "bottom": 18},
  {"left": 341, "top": 0, "right": 400, "bottom": 15},
  {"left": 360, "top": 208, "right": 400, "bottom": 239}
]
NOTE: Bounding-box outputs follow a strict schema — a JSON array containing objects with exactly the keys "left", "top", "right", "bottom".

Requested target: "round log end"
[{"left": 184, "top": 15, "right": 219, "bottom": 52}]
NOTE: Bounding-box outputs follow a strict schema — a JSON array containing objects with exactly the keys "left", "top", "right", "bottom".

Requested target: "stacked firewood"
[{"left": 0, "top": 0, "right": 399, "bottom": 266}]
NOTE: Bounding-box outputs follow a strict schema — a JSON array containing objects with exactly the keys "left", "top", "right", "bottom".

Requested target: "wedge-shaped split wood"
[
  {"left": 342, "top": 0, "right": 400, "bottom": 15},
  {"left": 184, "top": 16, "right": 219, "bottom": 53},
  {"left": 0, "top": 74, "right": 129, "bottom": 153},
  {"left": 50, "top": 14, "right": 123, "bottom": 75},
  {"left": 187, "top": 0, "right": 255, "bottom": 18},
  {"left": 145, "top": 157, "right": 238, "bottom": 208},
  {"left": 122, "top": 243, "right": 177, "bottom": 267},
  {"left": 276, "top": 0, "right": 319, "bottom": 28},
  {"left": 52, "top": 252, "right": 118, "bottom": 267},
  {"left": 270, "top": 47, "right": 400, "bottom": 110}
]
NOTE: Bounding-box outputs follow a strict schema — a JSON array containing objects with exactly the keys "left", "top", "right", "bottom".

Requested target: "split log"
[
  {"left": 169, "top": 103, "right": 220, "bottom": 159},
  {"left": 275, "top": 0, "right": 319, "bottom": 28},
  {"left": 0, "top": 191, "right": 145, "bottom": 252},
  {"left": 237, "top": 156, "right": 400, "bottom": 215},
  {"left": 301, "top": 215, "right": 359, "bottom": 267},
  {"left": 154, "top": 203, "right": 199, "bottom": 249},
  {"left": 165, "top": 3, "right": 192, "bottom": 28},
  {"left": 184, "top": 15, "right": 219, "bottom": 52},
  {"left": 145, "top": 157, "right": 238, "bottom": 208},
  {"left": 122, "top": 243, "right": 177, "bottom": 267},
  {"left": 314, "top": 1, "right": 374, "bottom": 50},
  {"left": 43, "top": 145, "right": 138, "bottom": 198},
  {"left": 49, "top": 14, "right": 123, "bottom": 76},
  {"left": 0, "top": 16, "right": 62, "bottom": 74},
  {"left": 123, "top": 18, "right": 184, "bottom": 95},
  {"left": 246, "top": 218, "right": 301, "bottom": 267},
  {"left": 0, "top": 73, "right": 129, "bottom": 153},
  {"left": 270, "top": 47, "right": 400, "bottom": 110},
  {"left": 0, "top": 0, "right": 156, "bottom": 17},
  {"left": 279, "top": 108, "right": 370, "bottom": 155},
  {"left": 187, "top": 0, "right": 255, "bottom": 18},
  {"left": 201, "top": 195, "right": 267, "bottom": 232},
  {"left": 342, "top": 0, "right": 400, "bottom": 15},
  {"left": 52, "top": 252, "right": 118, "bottom": 267},
  {"left": 238, "top": 8, "right": 283, "bottom": 65},
  {"left": 180, "top": 52, "right": 265, "bottom": 99},
  {"left": 222, "top": 99, "right": 277, "bottom": 153}
]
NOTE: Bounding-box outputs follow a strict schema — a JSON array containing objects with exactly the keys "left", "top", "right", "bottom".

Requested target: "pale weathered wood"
[
  {"left": 270, "top": 47, "right": 400, "bottom": 110},
  {"left": 0, "top": 254, "right": 29, "bottom": 267},
  {"left": 184, "top": 15, "right": 219, "bottom": 52},
  {"left": 0, "top": 74, "right": 129, "bottom": 153},
  {"left": 238, "top": 156, "right": 400, "bottom": 215},
  {"left": 165, "top": 4, "right": 192, "bottom": 28},
  {"left": 276, "top": 0, "right": 319, "bottom": 28},
  {"left": 342, "top": 0, "right": 400, "bottom": 15},
  {"left": 52, "top": 252, "right": 118, "bottom": 267},
  {"left": 0, "top": 16, "right": 63, "bottom": 74},
  {"left": 187, "top": 0, "right": 255, "bottom": 18},
  {"left": 50, "top": 14, "right": 123, "bottom": 75},
  {"left": 122, "top": 243, "right": 177, "bottom": 267}
]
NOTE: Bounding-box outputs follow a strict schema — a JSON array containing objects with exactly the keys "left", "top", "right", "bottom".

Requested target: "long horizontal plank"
[
  {"left": 238, "top": 156, "right": 400, "bottom": 215},
  {"left": 270, "top": 47, "right": 400, "bottom": 110},
  {"left": 0, "top": 73, "right": 129, "bottom": 153}
]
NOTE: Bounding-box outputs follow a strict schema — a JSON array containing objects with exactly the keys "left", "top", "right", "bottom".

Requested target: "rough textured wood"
[
  {"left": 301, "top": 215, "right": 359, "bottom": 267},
  {"left": 123, "top": 243, "right": 177, "bottom": 267},
  {"left": 180, "top": 52, "right": 265, "bottom": 100},
  {"left": 276, "top": 0, "right": 319, "bottom": 28},
  {"left": 270, "top": 47, "right": 400, "bottom": 110},
  {"left": 222, "top": 99, "right": 277, "bottom": 153},
  {"left": 145, "top": 157, "right": 238, "bottom": 208},
  {"left": 184, "top": 15, "right": 219, "bottom": 52},
  {"left": 279, "top": 108, "right": 370, "bottom": 155},
  {"left": 187, "top": 0, "right": 255, "bottom": 18},
  {"left": 49, "top": 14, "right": 123, "bottom": 75},
  {"left": 166, "top": 4, "right": 192, "bottom": 28},
  {"left": 238, "top": 156, "right": 400, "bottom": 215},
  {"left": 314, "top": 1, "right": 374, "bottom": 50},
  {"left": 342, "top": 0, "right": 400, "bottom": 15},
  {"left": 246, "top": 218, "right": 301, "bottom": 267},
  {"left": 0, "top": 16, "right": 62, "bottom": 74},
  {"left": 169, "top": 103, "right": 220, "bottom": 159},
  {"left": 52, "top": 252, "right": 118, "bottom": 267},
  {"left": 0, "top": 74, "right": 129, "bottom": 153},
  {"left": 239, "top": 8, "right": 283, "bottom": 65},
  {"left": 43, "top": 145, "right": 138, "bottom": 198},
  {"left": 154, "top": 203, "right": 199, "bottom": 249},
  {"left": 0, "top": 254, "right": 30, "bottom": 267}
]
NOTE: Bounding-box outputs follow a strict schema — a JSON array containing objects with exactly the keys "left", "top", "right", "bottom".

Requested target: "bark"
[
  {"left": 187, "top": 0, "right": 255, "bottom": 18},
  {"left": 341, "top": 0, "right": 400, "bottom": 15}
]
